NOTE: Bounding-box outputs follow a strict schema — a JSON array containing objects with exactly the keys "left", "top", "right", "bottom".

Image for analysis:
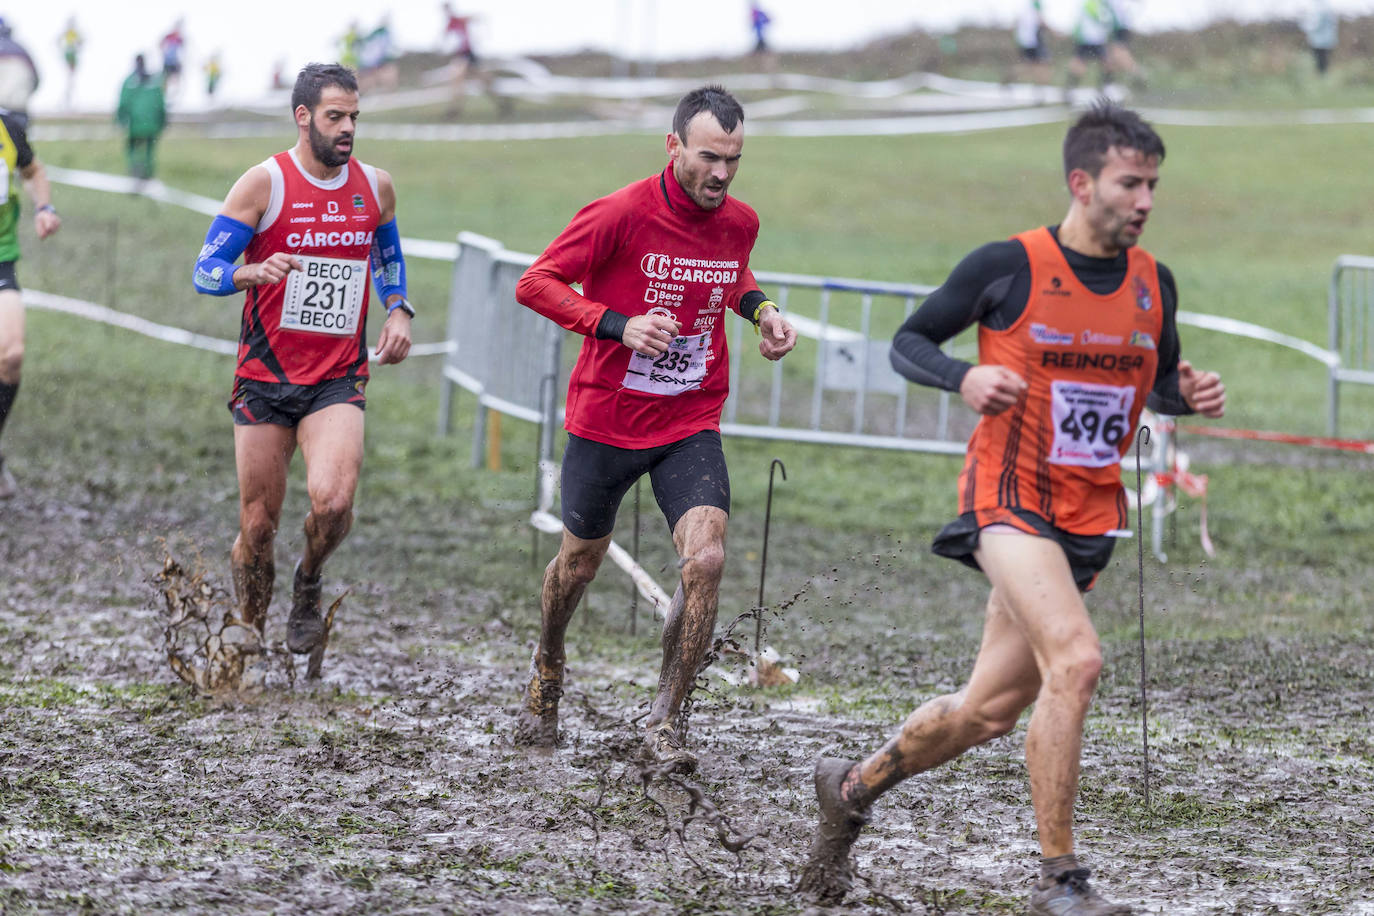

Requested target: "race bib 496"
[
  {"left": 1049, "top": 380, "right": 1134, "bottom": 467},
  {"left": 279, "top": 256, "right": 367, "bottom": 337}
]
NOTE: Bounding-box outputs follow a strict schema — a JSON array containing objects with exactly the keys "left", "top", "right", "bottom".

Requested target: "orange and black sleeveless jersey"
[{"left": 892, "top": 225, "right": 1180, "bottom": 535}]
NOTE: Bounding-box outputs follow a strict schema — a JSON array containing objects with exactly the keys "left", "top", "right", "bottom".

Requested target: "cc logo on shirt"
[{"left": 640, "top": 252, "right": 671, "bottom": 280}]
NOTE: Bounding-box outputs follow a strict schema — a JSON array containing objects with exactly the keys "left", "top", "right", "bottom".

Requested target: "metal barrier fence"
[
  {"left": 437, "top": 233, "right": 1368, "bottom": 577},
  {"left": 437, "top": 232, "right": 966, "bottom": 467},
  {"left": 1328, "top": 255, "right": 1374, "bottom": 435}
]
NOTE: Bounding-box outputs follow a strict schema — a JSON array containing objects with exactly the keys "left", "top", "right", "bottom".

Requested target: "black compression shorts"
[
  {"left": 931, "top": 508, "right": 1118, "bottom": 593},
  {"left": 1074, "top": 43, "right": 1107, "bottom": 61},
  {"left": 0, "top": 261, "right": 19, "bottom": 293},
  {"left": 560, "top": 429, "right": 730, "bottom": 540},
  {"left": 228, "top": 375, "right": 367, "bottom": 427}
]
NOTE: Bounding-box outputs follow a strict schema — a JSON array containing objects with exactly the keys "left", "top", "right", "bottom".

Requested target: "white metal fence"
[
  {"left": 1328, "top": 255, "right": 1374, "bottom": 435},
  {"left": 436, "top": 232, "right": 966, "bottom": 468}
]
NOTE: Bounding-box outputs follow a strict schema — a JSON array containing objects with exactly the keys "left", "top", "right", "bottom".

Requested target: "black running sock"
[
  {"left": 0, "top": 380, "right": 17, "bottom": 444},
  {"left": 1040, "top": 853, "right": 1080, "bottom": 882}
]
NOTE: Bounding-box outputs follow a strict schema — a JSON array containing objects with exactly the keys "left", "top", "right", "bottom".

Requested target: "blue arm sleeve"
[
  {"left": 369, "top": 218, "right": 409, "bottom": 311},
  {"left": 192, "top": 215, "right": 254, "bottom": 296}
]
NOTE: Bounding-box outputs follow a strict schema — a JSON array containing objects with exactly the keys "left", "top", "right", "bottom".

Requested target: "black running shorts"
[
  {"left": 931, "top": 508, "right": 1118, "bottom": 593},
  {"left": 560, "top": 429, "right": 731, "bottom": 540},
  {"left": 0, "top": 261, "right": 19, "bottom": 292},
  {"left": 228, "top": 375, "right": 367, "bottom": 427}
]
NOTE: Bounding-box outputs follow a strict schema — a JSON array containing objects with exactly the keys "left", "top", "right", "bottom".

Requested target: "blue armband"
[
  {"left": 369, "top": 218, "right": 409, "bottom": 311},
  {"left": 192, "top": 215, "right": 254, "bottom": 296}
]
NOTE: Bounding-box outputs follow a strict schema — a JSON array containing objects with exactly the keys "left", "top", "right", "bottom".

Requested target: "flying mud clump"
[{"left": 155, "top": 552, "right": 344, "bottom": 692}]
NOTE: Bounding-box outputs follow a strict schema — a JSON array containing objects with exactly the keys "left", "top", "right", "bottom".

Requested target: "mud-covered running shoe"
[
  {"left": 1028, "top": 868, "right": 1133, "bottom": 915},
  {"left": 0, "top": 455, "right": 16, "bottom": 500},
  {"left": 286, "top": 561, "right": 325, "bottom": 654},
  {"left": 513, "top": 653, "right": 563, "bottom": 747},
  {"left": 643, "top": 720, "right": 697, "bottom": 774},
  {"left": 796, "top": 756, "right": 871, "bottom": 905}
]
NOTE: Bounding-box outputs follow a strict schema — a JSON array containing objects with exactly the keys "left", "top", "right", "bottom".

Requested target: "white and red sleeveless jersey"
[{"left": 237, "top": 149, "right": 382, "bottom": 385}]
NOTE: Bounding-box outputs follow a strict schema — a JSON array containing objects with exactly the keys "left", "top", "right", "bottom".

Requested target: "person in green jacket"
[{"left": 116, "top": 54, "right": 167, "bottom": 180}]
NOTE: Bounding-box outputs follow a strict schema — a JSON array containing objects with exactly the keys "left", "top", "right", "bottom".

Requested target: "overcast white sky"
[{"left": 9, "top": 0, "right": 1373, "bottom": 113}]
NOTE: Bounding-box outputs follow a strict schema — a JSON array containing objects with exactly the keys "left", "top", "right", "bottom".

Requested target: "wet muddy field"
[{"left": 2, "top": 469, "right": 1373, "bottom": 916}]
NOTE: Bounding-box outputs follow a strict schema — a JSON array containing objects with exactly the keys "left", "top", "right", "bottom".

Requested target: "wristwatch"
[{"left": 387, "top": 297, "right": 415, "bottom": 318}]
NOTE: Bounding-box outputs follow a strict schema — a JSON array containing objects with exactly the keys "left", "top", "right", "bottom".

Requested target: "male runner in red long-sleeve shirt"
[{"left": 513, "top": 85, "right": 797, "bottom": 772}]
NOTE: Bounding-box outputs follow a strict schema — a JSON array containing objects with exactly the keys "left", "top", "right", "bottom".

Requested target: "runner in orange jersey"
[{"left": 798, "top": 103, "right": 1225, "bottom": 915}]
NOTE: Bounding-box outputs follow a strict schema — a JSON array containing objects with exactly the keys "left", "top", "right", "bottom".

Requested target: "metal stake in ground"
[
  {"left": 754, "top": 458, "right": 787, "bottom": 656},
  {"left": 630, "top": 478, "right": 641, "bottom": 635},
  {"left": 531, "top": 373, "right": 559, "bottom": 573},
  {"left": 1134, "top": 426, "right": 1152, "bottom": 810}
]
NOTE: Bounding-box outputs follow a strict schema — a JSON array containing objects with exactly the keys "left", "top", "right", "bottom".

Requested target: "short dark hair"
[
  {"left": 291, "top": 63, "right": 359, "bottom": 114},
  {"left": 1063, "top": 102, "right": 1165, "bottom": 179},
  {"left": 672, "top": 85, "right": 745, "bottom": 142}
]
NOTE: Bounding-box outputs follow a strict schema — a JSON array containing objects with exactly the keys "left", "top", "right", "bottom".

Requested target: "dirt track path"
[{"left": 3, "top": 485, "right": 1373, "bottom": 914}]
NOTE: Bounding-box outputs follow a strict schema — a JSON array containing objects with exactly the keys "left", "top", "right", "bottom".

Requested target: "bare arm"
[
  {"left": 219, "top": 167, "right": 302, "bottom": 289},
  {"left": 374, "top": 167, "right": 397, "bottom": 224},
  {"left": 20, "top": 159, "right": 60, "bottom": 240}
]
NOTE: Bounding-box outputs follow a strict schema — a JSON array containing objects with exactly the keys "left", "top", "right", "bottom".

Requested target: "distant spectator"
[
  {"left": 271, "top": 59, "right": 287, "bottom": 91},
  {"left": 443, "top": 2, "right": 477, "bottom": 64},
  {"left": 160, "top": 20, "right": 186, "bottom": 96},
  {"left": 1105, "top": 0, "right": 1144, "bottom": 90},
  {"left": 339, "top": 23, "right": 360, "bottom": 71},
  {"left": 0, "top": 19, "right": 38, "bottom": 114},
  {"left": 358, "top": 16, "right": 398, "bottom": 92},
  {"left": 58, "top": 16, "right": 82, "bottom": 110},
  {"left": 440, "top": 5, "right": 505, "bottom": 118},
  {"left": 1011, "top": 0, "right": 1052, "bottom": 90},
  {"left": 1304, "top": 0, "right": 1338, "bottom": 76},
  {"left": 1067, "top": 0, "right": 1115, "bottom": 91},
  {"left": 205, "top": 53, "right": 223, "bottom": 102},
  {"left": 116, "top": 55, "right": 167, "bottom": 181},
  {"left": 749, "top": 3, "right": 772, "bottom": 54}
]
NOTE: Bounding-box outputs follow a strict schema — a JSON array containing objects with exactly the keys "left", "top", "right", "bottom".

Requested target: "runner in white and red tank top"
[
  {"left": 192, "top": 63, "right": 415, "bottom": 660},
  {"left": 236, "top": 146, "right": 383, "bottom": 386}
]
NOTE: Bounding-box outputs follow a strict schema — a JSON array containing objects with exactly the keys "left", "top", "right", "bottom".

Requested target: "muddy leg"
[
  {"left": 799, "top": 583, "right": 1041, "bottom": 904},
  {"left": 515, "top": 529, "right": 611, "bottom": 747},
  {"left": 231, "top": 422, "right": 294, "bottom": 638},
  {"left": 654, "top": 582, "right": 686, "bottom": 701},
  {"left": 287, "top": 405, "right": 364, "bottom": 655},
  {"left": 230, "top": 549, "right": 275, "bottom": 638},
  {"left": 642, "top": 507, "right": 724, "bottom": 773},
  {"left": 647, "top": 506, "right": 725, "bottom": 731}
]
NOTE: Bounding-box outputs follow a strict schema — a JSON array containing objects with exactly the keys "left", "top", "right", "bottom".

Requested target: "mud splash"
[{"left": 157, "top": 551, "right": 346, "bottom": 693}]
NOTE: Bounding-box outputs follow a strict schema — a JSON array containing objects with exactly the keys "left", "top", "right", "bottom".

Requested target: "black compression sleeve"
[
  {"left": 890, "top": 241, "right": 1028, "bottom": 392},
  {"left": 595, "top": 309, "right": 628, "bottom": 341},
  {"left": 739, "top": 289, "right": 769, "bottom": 322},
  {"left": 1146, "top": 263, "right": 1192, "bottom": 415}
]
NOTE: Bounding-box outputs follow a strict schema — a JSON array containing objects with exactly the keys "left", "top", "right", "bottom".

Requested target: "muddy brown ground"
[{"left": 2, "top": 460, "right": 1373, "bottom": 916}]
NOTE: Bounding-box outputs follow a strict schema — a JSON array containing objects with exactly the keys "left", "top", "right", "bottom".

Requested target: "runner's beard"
[{"left": 310, "top": 121, "right": 352, "bottom": 168}]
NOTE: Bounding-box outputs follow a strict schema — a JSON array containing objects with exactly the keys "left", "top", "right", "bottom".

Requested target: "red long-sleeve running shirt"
[{"left": 516, "top": 165, "right": 762, "bottom": 449}]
